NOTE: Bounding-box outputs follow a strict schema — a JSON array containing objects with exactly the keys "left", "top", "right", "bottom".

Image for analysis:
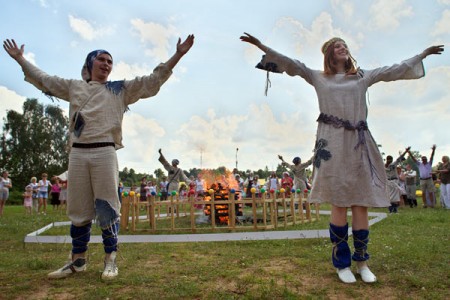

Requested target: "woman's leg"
[
  {"left": 351, "top": 206, "right": 376, "bottom": 283},
  {"left": 0, "top": 199, "right": 5, "bottom": 216},
  {"left": 42, "top": 195, "right": 47, "bottom": 214},
  {"left": 351, "top": 206, "right": 368, "bottom": 230},
  {"left": 38, "top": 197, "right": 43, "bottom": 213},
  {"left": 330, "top": 205, "right": 355, "bottom": 283},
  {"left": 331, "top": 205, "right": 348, "bottom": 226}
]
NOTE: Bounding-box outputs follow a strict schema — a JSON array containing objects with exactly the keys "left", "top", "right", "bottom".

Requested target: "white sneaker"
[
  {"left": 336, "top": 267, "right": 356, "bottom": 283},
  {"left": 48, "top": 257, "right": 87, "bottom": 279},
  {"left": 357, "top": 266, "right": 377, "bottom": 283},
  {"left": 101, "top": 251, "right": 118, "bottom": 280}
]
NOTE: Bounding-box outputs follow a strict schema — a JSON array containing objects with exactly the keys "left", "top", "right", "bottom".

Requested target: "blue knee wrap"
[
  {"left": 102, "top": 221, "right": 119, "bottom": 253},
  {"left": 70, "top": 223, "right": 92, "bottom": 254},
  {"left": 329, "top": 223, "right": 351, "bottom": 269},
  {"left": 352, "top": 229, "right": 370, "bottom": 261},
  {"left": 95, "top": 198, "right": 120, "bottom": 254}
]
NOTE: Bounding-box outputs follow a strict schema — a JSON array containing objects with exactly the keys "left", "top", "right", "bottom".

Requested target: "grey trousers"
[{"left": 67, "top": 146, "right": 120, "bottom": 227}]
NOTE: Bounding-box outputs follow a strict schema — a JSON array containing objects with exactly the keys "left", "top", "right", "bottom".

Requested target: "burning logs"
[{"left": 203, "top": 183, "right": 242, "bottom": 225}]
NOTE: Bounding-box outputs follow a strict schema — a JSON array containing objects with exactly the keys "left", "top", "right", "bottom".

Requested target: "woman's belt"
[
  {"left": 72, "top": 142, "right": 115, "bottom": 148},
  {"left": 316, "top": 112, "right": 383, "bottom": 187}
]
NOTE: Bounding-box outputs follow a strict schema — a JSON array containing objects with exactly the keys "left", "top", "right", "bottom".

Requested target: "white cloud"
[
  {"left": 437, "top": 0, "right": 450, "bottom": 5},
  {"left": 431, "top": 9, "right": 450, "bottom": 36},
  {"left": 68, "top": 15, "right": 114, "bottom": 41},
  {"left": 117, "top": 112, "right": 166, "bottom": 172},
  {"left": 37, "top": 0, "right": 48, "bottom": 8},
  {"left": 331, "top": 0, "right": 355, "bottom": 19},
  {"left": 369, "top": 0, "right": 413, "bottom": 31},
  {"left": 110, "top": 61, "right": 153, "bottom": 80},
  {"left": 0, "top": 87, "right": 26, "bottom": 127},
  {"left": 172, "top": 108, "right": 247, "bottom": 168},
  {"left": 272, "top": 12, "right": 361, "bottom": 62},
  {"left": 130, "top": 18, "right": 179, "bottom": 62},
  {"left": 23, "top": 52, "right": 37, "bottom": 66},
  {"left": 110, "top": 60, "right": 180, "bottom": 85},
  {"left": 367, "top": 65, "right": 450, "bottom": 158},
  {"left": 166, "top": 103, "right": 317, "bottom": 171}
]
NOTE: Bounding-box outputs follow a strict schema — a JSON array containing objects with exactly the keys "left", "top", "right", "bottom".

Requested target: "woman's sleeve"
[
  {"left": 364, "top": 55, "right": 425, "bottom": 87},
  {"left": 123, "top": 63, "right": 173, "bottom": 105},
  {"left": 21, "top": 59, "right": 72, "bottom": 101},
  {"left": 259, "top": 48, "right": 315, "bottom": 85}
]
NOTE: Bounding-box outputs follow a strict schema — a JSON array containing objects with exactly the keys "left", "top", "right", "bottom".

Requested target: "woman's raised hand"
[
  {"left": 240, "top": 32, "right": 261, "bottom": 46},
  {"left": 421, "top": 45, "right": 444, "bottom": 58},
  {"left": 3, "top": 39, "right": 25, "bottom": 61},
  {"left": 176, "top": 34, "right": 195, "bottom": 56}
]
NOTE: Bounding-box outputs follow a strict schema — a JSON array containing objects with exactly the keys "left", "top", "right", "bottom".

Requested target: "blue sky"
[{"left": 1, "top": 0, "right": 449, "bottom": 174}]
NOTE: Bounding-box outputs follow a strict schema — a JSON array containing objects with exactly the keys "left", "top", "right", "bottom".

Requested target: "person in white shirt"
[
  {"left": 408, "top": 145, "right": 436, "bottom": 207},
  {"left": 37, "top": 173, "right": 52, "bottom": 215},
  {"left": 0, "top": 171, "right": 12, "bottom": 216},
  {"left": 195, "top": 174, "right": 205, "bottom": 198}
]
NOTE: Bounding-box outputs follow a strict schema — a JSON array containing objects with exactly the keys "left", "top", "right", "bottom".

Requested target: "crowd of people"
[
  {"left": 122, "top": 147, "right": 450, "bottom": 215},
  {"left": 0, "top": 171, "right": 68, "bottom": 216},
  {"left": 3, "top": 146, "right": 448, "bottom": 217},
  {"left": 384, "top": 145, "right": 450, "bottom": 212}
]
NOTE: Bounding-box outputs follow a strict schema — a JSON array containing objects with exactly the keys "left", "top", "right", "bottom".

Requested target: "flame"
[{"left": 198, "top": 169, "right": 238, "bottom": 190}]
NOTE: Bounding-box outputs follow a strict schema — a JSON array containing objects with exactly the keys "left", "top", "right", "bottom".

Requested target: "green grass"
[{"left": 0, "top": 198, "right": 449, "bottom": 300}]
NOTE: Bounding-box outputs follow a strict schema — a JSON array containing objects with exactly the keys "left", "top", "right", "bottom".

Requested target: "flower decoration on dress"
[{"left": 314, "top": 138, "right": 332, "bottom": 168}]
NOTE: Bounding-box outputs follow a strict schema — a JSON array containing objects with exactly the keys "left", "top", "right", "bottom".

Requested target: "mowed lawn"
[{"left": 0, "top": 198, "right": 448, "bottom": 300}]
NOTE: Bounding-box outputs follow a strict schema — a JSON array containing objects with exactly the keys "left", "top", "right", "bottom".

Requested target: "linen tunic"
[
  {"left": 20, "top": 60, "right": 172, "bottom": 149},
  {"left": 263, "top": 48, "right": 425, "bottom": 207},
  {"left": 19, "top": 59, "right": 172, "bottom": 224},
  {"left": 158, "top": 153, "right": 191, "bottom": 193}
]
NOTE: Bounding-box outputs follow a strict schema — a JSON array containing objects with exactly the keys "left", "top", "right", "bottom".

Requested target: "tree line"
[
  {"left": 2, "top": 98, "right": 430, "bottom": 203},
  {"left": 1, "top": 99, "right": 296, "bottom": 203}
]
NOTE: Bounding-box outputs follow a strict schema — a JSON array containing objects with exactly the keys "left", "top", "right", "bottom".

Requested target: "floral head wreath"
[{"left": 321, "top": 37, "right": 345, "bottom": 54}]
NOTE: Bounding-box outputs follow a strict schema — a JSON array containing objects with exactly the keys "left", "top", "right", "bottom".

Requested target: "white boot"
[
  {"left": 336, "top": 267, "right": 356, "bottom": 284},
  {"left": 101, "top": 251, "right": 118, "bottom": 280},
  {"left": 357, "top": 264, "right": 377, "bottom": 283}
]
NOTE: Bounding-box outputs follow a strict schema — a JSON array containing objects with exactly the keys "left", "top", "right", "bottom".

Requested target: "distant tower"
[{"left": 235, "top": 147, "right": 239, "bottom": 170}]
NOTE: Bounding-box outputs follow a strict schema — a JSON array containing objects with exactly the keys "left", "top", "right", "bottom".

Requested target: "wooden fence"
[{"left": 120, "top": 191, "right": 320, "bottom": 233}]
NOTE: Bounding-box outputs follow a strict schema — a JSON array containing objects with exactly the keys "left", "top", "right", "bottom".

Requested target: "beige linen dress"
[{"left": 263, "top": 48, "right": 424, "bottom": 207}]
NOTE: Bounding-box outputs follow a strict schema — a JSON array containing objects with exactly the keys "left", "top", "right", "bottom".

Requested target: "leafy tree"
[
  {"left": 256, "top": 166, "right": 270, "bottom": 180},
  {"left": 275, "top": 163, "right": 288, "bottom": 177},
  {"left": 0, "top": 98, "right": 69, "bottom": 191}
]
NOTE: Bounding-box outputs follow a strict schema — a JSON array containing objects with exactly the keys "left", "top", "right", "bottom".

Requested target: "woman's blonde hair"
[{"left": 322, "top": 37, "right": 358, "bottom": 75}]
